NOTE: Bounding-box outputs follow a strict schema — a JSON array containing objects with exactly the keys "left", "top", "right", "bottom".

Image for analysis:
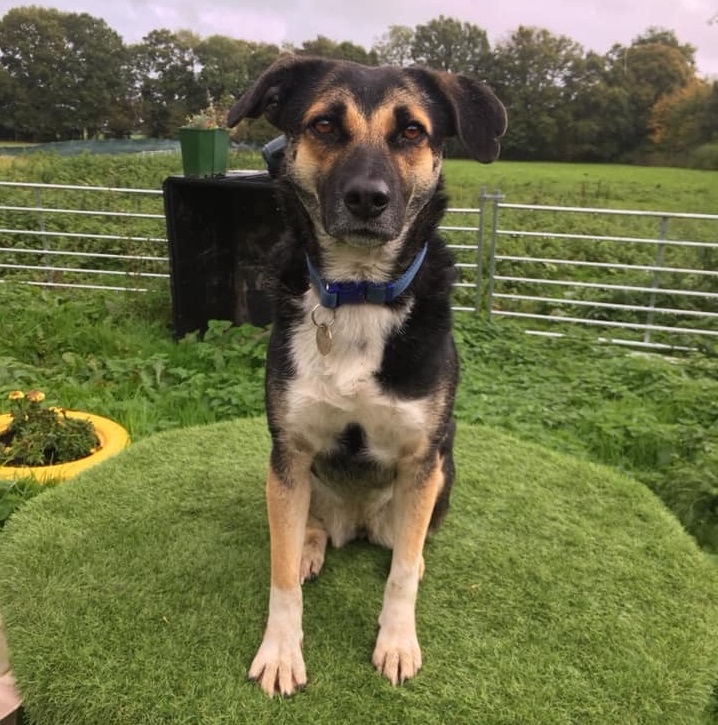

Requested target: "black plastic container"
[{"left": 162, "top": 172, "right": 283, "bottom": 339}]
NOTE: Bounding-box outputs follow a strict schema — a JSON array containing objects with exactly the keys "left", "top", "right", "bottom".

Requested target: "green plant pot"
[{"left": 178, "top": 128, "right": 229, "bottom": 178}]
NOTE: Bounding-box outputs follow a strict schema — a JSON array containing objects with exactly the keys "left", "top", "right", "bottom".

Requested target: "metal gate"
[{"left": 469, "top": 190, "right": 718, "bottom": 350}]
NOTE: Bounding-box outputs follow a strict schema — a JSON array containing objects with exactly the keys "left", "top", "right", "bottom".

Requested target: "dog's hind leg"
[{"left": 301, "top": 519, "right": 328, "bottom": 583}]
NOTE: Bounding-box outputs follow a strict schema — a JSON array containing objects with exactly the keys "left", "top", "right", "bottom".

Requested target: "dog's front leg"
[
  {"left": 372, "top": 453, "right": 443, "bottom": 685},
  {"left": 249, "top": 456, "right": 311, "bottom": 697}
]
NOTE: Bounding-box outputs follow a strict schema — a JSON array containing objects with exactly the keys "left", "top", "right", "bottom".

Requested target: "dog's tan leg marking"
[
  {"left": 248, "top": 464, "right": 311, "bottom": 697},
  {"left": 372, "top": 454, "right": 443, "bottom": 686},
  {"left": 301, "top": 520, "right": 328, "bottom": 583}
]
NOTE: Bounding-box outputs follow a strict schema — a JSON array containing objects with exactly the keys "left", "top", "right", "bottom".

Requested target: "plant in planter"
[
  {"left": 0, "top": 390, "right": 129, "bottom": 484},
  {"left": 179, "top": 96, "right": 230, "bottom": 178}
]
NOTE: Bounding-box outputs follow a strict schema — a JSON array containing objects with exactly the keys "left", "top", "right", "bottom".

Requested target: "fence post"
[
  {"left": 644, "top": 216, "right": 668, "bottom": 345},
  {"left": 486, "top": 189, "right": 504, "bottom": 321},
  {"left": 34, "top": 187, "right": 50, "bottom": 283},
  {"left": 475, "top": 186, "right": 487, "bottom": 314}
]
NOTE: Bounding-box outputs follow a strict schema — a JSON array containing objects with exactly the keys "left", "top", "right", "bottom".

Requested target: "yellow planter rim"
[{"left": 0, "top": 411, "right": 129, "bottom": 483}]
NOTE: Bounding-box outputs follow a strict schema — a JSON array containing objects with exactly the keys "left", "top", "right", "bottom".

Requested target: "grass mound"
[{"left": 0, "top": 419, "right": 716, "bottom": 724}]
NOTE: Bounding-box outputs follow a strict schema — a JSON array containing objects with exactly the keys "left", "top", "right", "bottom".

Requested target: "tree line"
[{"left": 0, "top": 7, "right": 716, "bottom": 165}]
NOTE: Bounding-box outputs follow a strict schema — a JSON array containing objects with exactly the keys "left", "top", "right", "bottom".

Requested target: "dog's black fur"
[
  {"left": 265, "top": 173, "right": 458, "bottom": 518},
  {"left": 228, "top": 55, "right": 506, "bottom": 697}
]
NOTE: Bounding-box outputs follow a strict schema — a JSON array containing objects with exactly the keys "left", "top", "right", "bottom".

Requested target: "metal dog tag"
[{"left": 316, "top": 324, "right": 333, "bottom": 355}]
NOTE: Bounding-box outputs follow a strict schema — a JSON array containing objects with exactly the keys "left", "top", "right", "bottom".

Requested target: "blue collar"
[{"left": 305, "top": 243, "right": 428, "bottom": 309}]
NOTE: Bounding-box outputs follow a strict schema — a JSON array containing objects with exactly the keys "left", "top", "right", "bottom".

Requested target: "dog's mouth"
[
  {"left": 323, "top": 220, "right": 399, "bottom": 248},
  {"left": 322, "top": 200, "right": 405, "bottom": 247}
]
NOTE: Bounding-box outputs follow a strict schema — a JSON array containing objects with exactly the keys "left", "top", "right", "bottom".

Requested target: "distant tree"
[
  {"left": 605, "top": 30, "right": 696, "bottom": 153},
  {"left": 649, "top": 79, "right": 714, "bottom": 152},
  {"left": 196, "top": 35, "right": 253, "bottom": 106},
  {"left": 705, "top": 82, "right": 718, "bottom": 140},
  {"left": 0, "top": 65, "right": 18, "bottom": 139},
  {"left": 560, "top": 52, "right": 634, "bottom": 161},
  {"left": 373, "top": 25, "right": 414, "bottom": 66},
  {"left": 0, "top": 6, "right": 130, "bottom": 141},
  {"left": 192, "top": 36, "right": 280, "bottom": 141},
  {"left": 131, "top": 29, "right": 204, "bottom": 137},
  {"left": 245, "top": 42, "right": 282, "bottom": 84},
  {"left": 491, "top": 26, "right": 586, "bottom": 160},
  {"left": 410, "top": 15, "right": 491, "bottom": 75},
  {"left": 632, "top": 27, "right": 696, "bottom": 67},
  {"left": 194, "top": 36, "right": 281, "bottom": 103},
  {"left": 298, "top": 35, "right": 377, "bottom": 64}
]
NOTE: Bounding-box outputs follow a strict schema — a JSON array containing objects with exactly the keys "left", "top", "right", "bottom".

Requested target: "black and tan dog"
[{"left": 227, "top": 56, "right": 506, "bottom": 697}]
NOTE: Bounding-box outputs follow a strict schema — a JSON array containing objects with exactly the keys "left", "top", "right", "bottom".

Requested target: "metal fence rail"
[
  {"left": 0, "top": 180, "right": 168, "bottom": 292},
  {"left": 476, "top": 190, "right": 718, "bottom": 350},
  {"left": 1, "top": 180, "right": 716, "bottom": 350}
]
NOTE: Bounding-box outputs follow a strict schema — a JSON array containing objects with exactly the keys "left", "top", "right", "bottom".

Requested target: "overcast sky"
[{"left": 2, "top": 0, "right": 718, "bottom": 77}]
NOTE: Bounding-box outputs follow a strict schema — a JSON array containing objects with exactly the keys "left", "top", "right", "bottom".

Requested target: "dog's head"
[{"left": 228, "top": 56, "right": 506, "bottom": 249}]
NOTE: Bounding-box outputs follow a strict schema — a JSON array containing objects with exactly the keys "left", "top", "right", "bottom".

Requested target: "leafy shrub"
[{"left": 687, "top": 142, "right": 718, "bottom": 171}]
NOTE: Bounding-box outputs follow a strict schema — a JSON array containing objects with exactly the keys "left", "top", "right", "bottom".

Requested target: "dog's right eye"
[{"left": 311, "top": 119, "right": 335, "bottom": 136}]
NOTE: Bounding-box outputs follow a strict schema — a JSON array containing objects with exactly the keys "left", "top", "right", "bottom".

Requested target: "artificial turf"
[{"left": 0, "top": 419, "right": 716, "bottom": 724}]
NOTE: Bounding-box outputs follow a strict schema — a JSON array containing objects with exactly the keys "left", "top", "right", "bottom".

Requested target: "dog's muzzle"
[{"left": 321, "top": 150, "right": 405, "bottom": 245}]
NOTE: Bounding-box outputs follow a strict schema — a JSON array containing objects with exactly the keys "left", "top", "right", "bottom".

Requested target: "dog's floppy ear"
[
  {"left": 227, "top": 55, "right": 330, "bottom": 131},
  {"left": 412, "top": 69, "right": 508, "bottom": 163}
]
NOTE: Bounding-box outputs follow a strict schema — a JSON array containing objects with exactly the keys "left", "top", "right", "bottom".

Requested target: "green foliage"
[
  {"left": 688, "top": 142, "right": 718, "bottom": 170},
  {"left": 491, "top": 26, "right": 585, "bottom": 161},
  {"left": 373, "top": 25, "right": 414, "bottom": 67},
  {"left": 0, "top": 6, "right": 129, "bottom": 141},
  {"left": 454, "top": 317, "right": 718, "bottom": 551},
  {"left": 0, "top": 477, "right": 57, "bottom": 527},
  {"left": 195, "top": 36, "right": 279, "bottom": 109},
  {"left": 410, "top": 15, "right": 490, "bottom": 73},
  {"left": 298, "top": 35, "right": 378, "bottom": 64},
  {"left": 649, "top": 80, "right": 713, "bottom": 153},
  {"left": 1, "top": 390, "right": 97, "bottom": 467},
  {"left": 605, "top": 37, "right": 695, "bottom": 154},
  {"left": 129, "top": 29, "right": 205, "bottom": 138}
]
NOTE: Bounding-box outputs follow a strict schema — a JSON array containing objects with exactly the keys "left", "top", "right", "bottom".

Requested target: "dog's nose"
[{"left": 343, "top": 179, "right": 390, "bottom": 220}]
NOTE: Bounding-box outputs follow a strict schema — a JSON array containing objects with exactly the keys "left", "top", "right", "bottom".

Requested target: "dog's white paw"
[
  {"left": 371, "top": 624, "right": 422, "bottom": 685},
  {"left": 248, "top": 633, "right": 306, "bottom": 697}
]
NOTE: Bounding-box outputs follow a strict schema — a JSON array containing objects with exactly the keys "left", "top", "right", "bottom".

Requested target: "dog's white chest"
[{"left": 285, "top": 297, "right": 426, "bottom": 463}]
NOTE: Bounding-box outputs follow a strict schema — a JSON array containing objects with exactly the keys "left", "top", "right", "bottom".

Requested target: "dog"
[{"left": 227, "top": 55, "right": 506, "bottom": 697}]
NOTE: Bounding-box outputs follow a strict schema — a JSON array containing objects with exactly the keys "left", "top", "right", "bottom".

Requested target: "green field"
[
  {"left": 444, "top": 159, "right": 718, "bottom": 211},
  {"left": 1, "top": 150, "right": 717, "bottom": 208}
]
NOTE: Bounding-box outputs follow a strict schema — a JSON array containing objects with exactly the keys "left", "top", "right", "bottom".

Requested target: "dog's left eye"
[
  {"left": 401, "top": 123, "right": 425, "bottom": 142},
  {"left": 312, "top": 118, "right": 335, "bottom": 135}
]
